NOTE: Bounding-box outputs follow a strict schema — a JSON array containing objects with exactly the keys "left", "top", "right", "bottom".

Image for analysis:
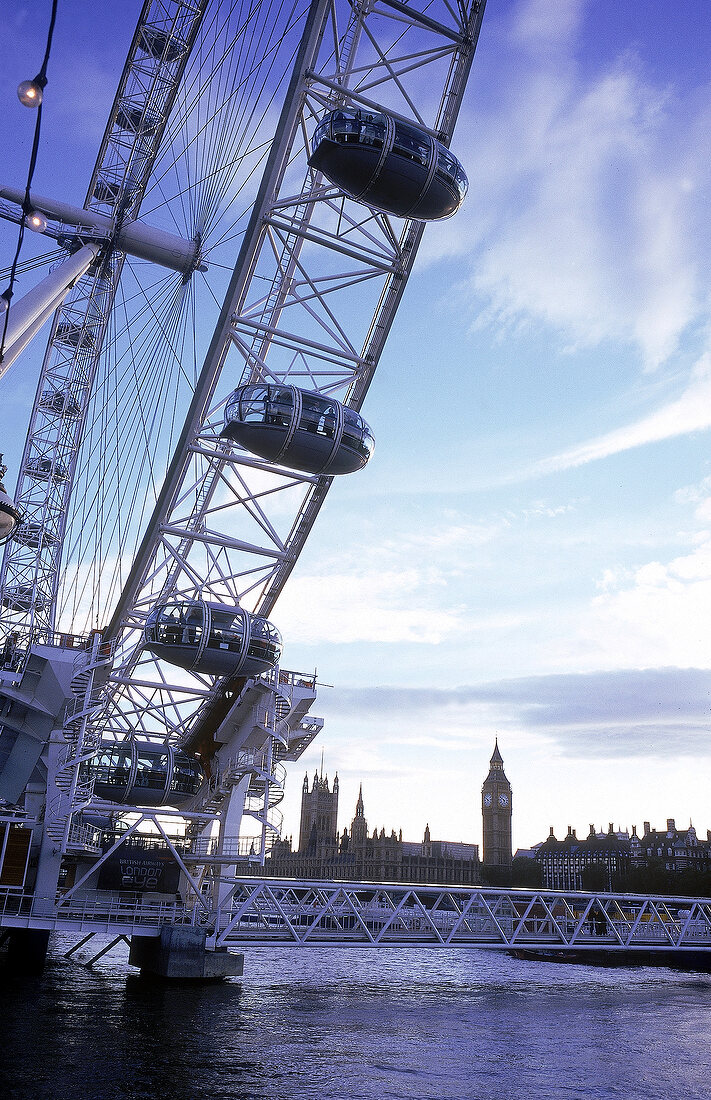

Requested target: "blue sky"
[{"left": 2, "top": 0, "right": 711, "bottom": 853}]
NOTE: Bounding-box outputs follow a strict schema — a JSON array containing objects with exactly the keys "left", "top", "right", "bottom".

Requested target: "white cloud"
[
  {"left": 275, "top": 567, "right": 464, "bottom": 645},
  {"left": 421, "top": 3, "right": 711, "bottom": 372},
  {"left": 512, "top": 0, "right": 586, "bottom": 53},
  {"left": 577, "top": 536, "right": 711, "bottom": 669},
  {"left": 525, "top": 352, "right": 711, "bottom": 476}
]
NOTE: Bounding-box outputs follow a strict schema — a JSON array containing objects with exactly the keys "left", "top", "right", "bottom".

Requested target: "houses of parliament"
[{"left": 253, "top": 742, "right": 512, "bottom": 885}]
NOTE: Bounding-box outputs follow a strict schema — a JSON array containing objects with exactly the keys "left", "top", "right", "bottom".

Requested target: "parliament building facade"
[{"left": 245, "top": 742, "right": 513, "bottom": 886}]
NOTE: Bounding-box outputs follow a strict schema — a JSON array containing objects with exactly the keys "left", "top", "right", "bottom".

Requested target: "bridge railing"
[
  {"left": 209, "top": 878, "right": 711, "bottom": 951},
  {"left": 4, "top": 878, "right": 711, "bottom": 952},
  {"left": 0, "top": 887, "right": 194, "bottom": 933}
]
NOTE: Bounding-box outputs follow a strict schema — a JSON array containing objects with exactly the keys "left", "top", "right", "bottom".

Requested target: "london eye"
[{"left": 0, "top": 0, "right": 486, "bottom": 929}]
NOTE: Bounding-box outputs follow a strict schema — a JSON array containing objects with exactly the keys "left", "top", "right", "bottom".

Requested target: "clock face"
[
  {"left": 483, "top": 793, "right": 492, "bottom": 807},
  {"left": 498, "top": 793, "right": 509, "bottom": 807}
]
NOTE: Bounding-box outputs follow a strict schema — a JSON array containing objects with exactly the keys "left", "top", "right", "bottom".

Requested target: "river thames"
[{"left": 2, "top": 943, "right": 710, "bottom": 1099}]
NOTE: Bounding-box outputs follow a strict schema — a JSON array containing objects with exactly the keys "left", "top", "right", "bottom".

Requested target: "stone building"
[
  {"left": 534, "top": 824, "right": 631, "bottom": 890},
  {"left": 532, "top": 818, "right": 711, "bottom": 890},
  {"left": 297, "top": 769, "right": 339, "bottom": 856},
  {"left": 481, "top": 740, "right": 512, "bottom": 870},
  {"left": 631, "top": 819, "right": 711, "bottom": 874},
  {"left": 257, "top": 777, "right": 482, "bottom": 885}
]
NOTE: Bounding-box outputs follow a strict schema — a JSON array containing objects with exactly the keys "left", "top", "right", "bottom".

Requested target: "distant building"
[
  {"left": 481, "top": 740, "right": 512, "bottom": 869},
  {"left": 534, "top": 824, "right": 631, "bottom": 890},
  {"left": 532, "top": 818, "right": 711, "bottom": 890},
  {"left": 631, "top": 819, "right": 711, "bottom": 874},
  {"left": 253, "top": 773, "right": 482, "bottom": 885},
  {"left": 298, "top": 769, "right": 339, "bottom": 856}
]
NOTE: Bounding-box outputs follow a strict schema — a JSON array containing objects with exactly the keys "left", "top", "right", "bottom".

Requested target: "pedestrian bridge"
[
  {"left": 214, "top": 879, "right": 711, "bottom": 956},
  {"left": 4, "top": 879, "right": 711, "bottom": 959}
]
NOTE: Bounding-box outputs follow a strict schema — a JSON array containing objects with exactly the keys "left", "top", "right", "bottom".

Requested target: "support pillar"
[
  {"left": 129, "top": 924, "right": 243, "bottom": 980},
  {"left": 2, "top": 928, "right": 50, "bottom": 976}
]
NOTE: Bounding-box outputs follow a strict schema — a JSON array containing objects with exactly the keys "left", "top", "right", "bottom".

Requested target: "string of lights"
[{"left": 0, "top": 0, "right": 59, "bottom": 364}]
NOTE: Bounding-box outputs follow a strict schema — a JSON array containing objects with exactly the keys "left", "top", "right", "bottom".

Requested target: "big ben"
[{"left": 482, "top": 740, "right": 512, "bottom": 869}]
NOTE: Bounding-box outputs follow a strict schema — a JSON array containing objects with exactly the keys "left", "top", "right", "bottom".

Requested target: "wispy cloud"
[
  {"left": 322, "top": 667, "right": 711, "bottom": 759},
  {"left": 522, "top": 353, "right": 711, "bottom": 477},
  {"left": 422, "top": 0, "right": 710, "bottom": 371},
  {"left": 578, "top": 535, "right": 711, "bottom": 670}
]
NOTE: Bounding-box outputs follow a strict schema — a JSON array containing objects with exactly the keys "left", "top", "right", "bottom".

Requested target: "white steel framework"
[
  {"left": 4, "top": 880, "right": 711, "bottom": 960},
  {"left": 0, "top": 0, "right": 486, "bottom": 942}
]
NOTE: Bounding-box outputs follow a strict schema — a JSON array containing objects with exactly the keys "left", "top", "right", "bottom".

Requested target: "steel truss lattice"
[{"left": 93, "top": 0, "right": 486, "bottom": 754}]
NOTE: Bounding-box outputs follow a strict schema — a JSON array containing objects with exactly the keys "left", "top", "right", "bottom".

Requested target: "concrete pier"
[
  {"left": 1, "top": 929, "right": 50, "bottom": 976},
  {"left": 129, "top": 925, "right": 243, "bottom": 980}
]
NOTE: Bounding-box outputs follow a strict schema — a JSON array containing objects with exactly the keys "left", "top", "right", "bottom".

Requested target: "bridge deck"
[
  {"left": 209, "top": 879, "right": 711, "bottom": 953},
  {"left": 4, "top": 879, "right": 711, "bottom": 954}
]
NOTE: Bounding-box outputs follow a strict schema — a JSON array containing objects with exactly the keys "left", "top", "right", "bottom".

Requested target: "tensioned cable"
[
  {"left": 0, "top": 249, "right": 66, "bottom": 281},
  {"left": 58, "top": 270, "right": 191, "bottom": 629},
  {"left": 58, "top": 0, "right": 324, "bottom": 630},
  {"left": 57, "top": 268, "right": 188, "bottom": 619},
  {"left": 0, "top": 0, "right": 59, "bottom": 366}
]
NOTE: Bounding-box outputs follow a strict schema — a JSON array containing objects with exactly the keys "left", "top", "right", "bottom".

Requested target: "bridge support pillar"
[
  {"left": 129, "top": 925, "right": 243, "bottom": 980},
  {"left": 2, "top": 928, "right": 50, "bottom": 976}
]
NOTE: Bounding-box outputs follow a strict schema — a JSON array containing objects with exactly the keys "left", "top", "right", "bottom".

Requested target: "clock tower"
[{"left": 482, "top": 740, "right": 512, "bottom": 869}]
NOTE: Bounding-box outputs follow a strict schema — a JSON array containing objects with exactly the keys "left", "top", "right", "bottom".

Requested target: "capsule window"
[
  {"left": 360, "top": 116, "right": 386, "bottom": 147},
  {"left": 437, "top": 149, "right": 458, "bottom": 181},
  {"left": 331, "top": 111, "right": 362, "bottom": 142},
  {"left": 393, "top": 123, "right": 431, "bottom": 167},
  {"left": 170, "top": 756, "right": 202, "bottom": 795},
  {"left": 133, "top": 748, "right": 168, "bottom": 790},
  {"left": 239, "top": 385, "right": 270, "bottom": 423},
  {"left": 207, "top": 609, "right": 245, "bottom": 652},
  {"left": 299, "top": 394, "right": 337, "bottom": 439},
  {"left": 95, "top": 745, "right": 132, "bottom": 786},
  {"left": 151, "top": 603, "right": 204, "bottom": 648},
  {"left": 247, "top": 618, "right": 281, "bottom": 662},
  {"left": 266, "top": 388, "right": 293, "bottom": 427}
]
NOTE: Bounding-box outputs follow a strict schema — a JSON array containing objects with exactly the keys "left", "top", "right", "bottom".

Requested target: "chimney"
[
  {"left": 589, "top": 824, "right": 595, "bottom": 837},
  {"left": 667, "top": 818, "right": 675, "bottom": 834},
  {"left": 608, "top": 822, "right": 614, "bottom": 834},
  {"left": 643, "top": 821, "right": 650, "bottom": 836},
  {"left": 549, "top": 826, "right": 555, "bottom": 838},
  {"left": 567, "top": 825, "right": 573, "bottom": 836}
]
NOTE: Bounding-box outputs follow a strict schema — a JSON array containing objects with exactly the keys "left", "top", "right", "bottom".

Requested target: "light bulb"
[
  {"left": 26, "top": 210, "right": 47, "bottom": 233},
  {"left": 0, "top": 292, "right": 9, "bottom": 315},
  {"left": 17, "top": 78, "right": 44, "bottom": 108}
]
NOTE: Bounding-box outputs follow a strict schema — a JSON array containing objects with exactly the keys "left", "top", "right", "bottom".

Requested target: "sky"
[{"left": 2, "top": 0, "right": 711, "bottom": 854}]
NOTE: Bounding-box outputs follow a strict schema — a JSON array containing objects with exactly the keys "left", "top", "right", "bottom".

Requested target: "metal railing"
[
  {"left": 209, "top": 879, "right": 711, "bottom": 951},
  {"left": 0, "top": 888, "right": 195, "bottom": 932},
  {"left": 7, "top": 878, "right": 711, "bottom": 955}
]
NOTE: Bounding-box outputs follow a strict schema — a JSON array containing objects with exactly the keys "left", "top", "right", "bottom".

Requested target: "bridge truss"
[{"left": 4, "top": 879, "right": 711, "bottom": 961}]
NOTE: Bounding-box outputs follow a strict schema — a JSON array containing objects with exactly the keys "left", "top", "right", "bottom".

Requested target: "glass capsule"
[
  {"left": 309, "top": 109, "right": 467, "bottom": 221},
  {"left": 222, "top": 385, "right": 374, "bottom": 475},
  {"left": 143, "top": 599, "right": 282, "bottom": 677}
]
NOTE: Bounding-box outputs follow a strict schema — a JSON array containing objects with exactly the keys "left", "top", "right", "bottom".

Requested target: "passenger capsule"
[
  {"left": 93, "top": 179, "right": 121, "bottom": 204},
  {"left": 86, "top": 739, "right": 203, "bottom": 808},
  {"left": 140, "top": 28, "right": 186, "bottom": 62},
  {"left": 0, "top": 484, "right": 21, "bottom": 545},
  {"left": 115, "top": 104, "right": 159, "bottom": 135},
  {"left": 39, "top": 389, "right": 82, "bottom": 417},
  {"left": 309, "top": 109, "right": 468, "bottom": 221},
  {"left": 1, "top": 585, "right": 49, "bottom": 612},
  {"left": 143, "top": 600, "right": 282, "bottom": 678},
  {"left": 221, "top": 385, "right": 374, "bottom": 475}
]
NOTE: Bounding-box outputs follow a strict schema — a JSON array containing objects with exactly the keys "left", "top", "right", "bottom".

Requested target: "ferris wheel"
[{"left": 0, "top": 0, "right": 486, "bottom": 907}]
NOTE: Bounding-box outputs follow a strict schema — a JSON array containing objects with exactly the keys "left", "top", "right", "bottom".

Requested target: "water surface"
[{"left": 2, "top": 941, "right": 710, "bottom": 1099}]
